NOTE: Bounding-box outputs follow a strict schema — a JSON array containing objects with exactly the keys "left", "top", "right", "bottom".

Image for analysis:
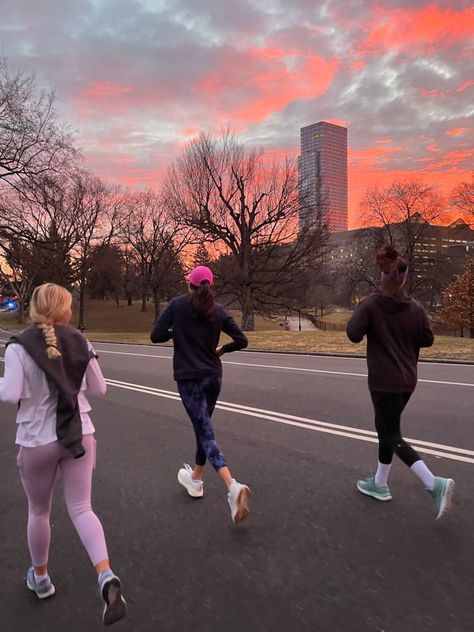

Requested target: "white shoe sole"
[
  {"left": 357, "top": 482, "right": 392, "bottom": 501},
  {"left": 27, "top": 577, "right": 56, "bottom": 599},
  {"left": 232, "top": 486, "right": 251, "bottom": 524},
  {"left": 177, "top": 471, "right": 204, "bottom": 498},
  {"left": 435, "top": 478, "right": 454, "bottom": 520}
]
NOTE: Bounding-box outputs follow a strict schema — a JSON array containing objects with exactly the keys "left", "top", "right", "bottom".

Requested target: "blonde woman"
[{"left": 0, "top": 283, "right": 126, "bottom": 625}]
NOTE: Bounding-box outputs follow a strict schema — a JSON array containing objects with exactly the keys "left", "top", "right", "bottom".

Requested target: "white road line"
[
  {"left": 4, "top": 347, "right": 471, "bottom": 387},
  {"left": 92, "top": 341, "right": 474, "bottom": 368},
  {"left": 1, "top": 353, "right": 471, "bottom": 462},
  {"left": 97, "top": 349, "right": 474, "bottom": 388},
  {"left": 105, "top": 378, "right": 474, "bottom": 464}
]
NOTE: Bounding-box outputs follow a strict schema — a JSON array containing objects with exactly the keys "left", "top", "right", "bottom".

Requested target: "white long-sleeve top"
[{"left": 0, "top": 341, "right": 107, "bottom": 448}]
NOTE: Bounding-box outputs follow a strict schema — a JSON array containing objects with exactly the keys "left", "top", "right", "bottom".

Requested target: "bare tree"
[
  {"left": 69, "top": 171, "right": 124, "bottom": 330},
  {"left": 164, "top": 131, "right": 326, "bottom": 330},
  {"left": 451, "top": 176, "right": 474, "bottom": 224},
  {"left": 0, "top": 174, "right": 78, "bottom": 276},
  {"left": 122, "top": 190, "right": 193, "bottom": 318},
  {"left": 121, "top": 246, "right": 140, "bottom": 306},
  {"left": 360, "top": 181, "right": 448, "bottom": 295},
  {"left": 0, "top": 176, "right": 76, "bottom": 322},
  {"left": 0, "top": 170, "right": 123, "bottom": 329},
  {"left": 87, "top": 244, "right": 124, "bottom": 306},
  {"left": 0, "top": 56, "right": 76, "bottom": 194},
  {"left": 0, "top": 238, "right": 36, "bottom": 323}
]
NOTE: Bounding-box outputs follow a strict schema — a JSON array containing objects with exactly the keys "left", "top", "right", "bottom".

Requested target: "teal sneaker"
[
  {"left": 357, "top": 476, "right": 392, "bottom": 501},
  {"left": 429, "top": 477, "right": 454, "bottom": 520}
]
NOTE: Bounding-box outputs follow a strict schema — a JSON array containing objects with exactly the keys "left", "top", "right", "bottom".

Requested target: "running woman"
[
  {"left": 346, "top": 245, "right": 454, "bottom": 519},
  {"left": 0, "top": 283, "right": 126, "bottom": 625},
  {"left": 150, "top": 265, "right": 251, "bottom": 524}
]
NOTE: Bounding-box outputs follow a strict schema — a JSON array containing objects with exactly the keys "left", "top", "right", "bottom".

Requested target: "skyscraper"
[{"left": 298, "top": 121, "right": 348, "bottom": 232}]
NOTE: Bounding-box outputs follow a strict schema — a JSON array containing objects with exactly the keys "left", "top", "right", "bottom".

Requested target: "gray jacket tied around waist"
[{"left": 7, "top": 325, "right": 94, "bottom": 458}]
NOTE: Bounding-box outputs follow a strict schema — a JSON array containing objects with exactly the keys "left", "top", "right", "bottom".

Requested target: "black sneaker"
[{"left": 98, "top": 570, "right": 127, "bottom": 626}]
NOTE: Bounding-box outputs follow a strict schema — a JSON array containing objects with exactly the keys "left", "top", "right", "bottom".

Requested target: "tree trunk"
[
  {"left": 17, "top": 297, "right": 26, "bottom": 324},
  {"left": 127, "top": 295, "right": 132, "bottom": 306},
  {"left": 153, "top": 287, "right": 161, "bottom": 320},
  {"left": 240, "top": 288, "right": 255, "bottom": 331},
  {"left": 141, "top": 289, "right": 147, "bottom": 312},
  {"left": 77, "top": 280, "right": 86, "bottom": 331}
]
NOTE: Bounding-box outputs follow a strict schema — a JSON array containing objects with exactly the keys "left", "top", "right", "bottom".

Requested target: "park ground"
[{"left": 1, "top": 299, "right": 473, "bottom": 361}]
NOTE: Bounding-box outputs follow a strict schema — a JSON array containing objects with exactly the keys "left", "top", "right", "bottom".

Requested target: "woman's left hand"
[{"left": 216, "top": 346, "right": 224, "bottom": 357}]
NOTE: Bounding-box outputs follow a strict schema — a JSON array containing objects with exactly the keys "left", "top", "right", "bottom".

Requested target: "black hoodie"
[
  {"left": 150, "top": 295, "right": 248, "bottom": 381},
  {"left": 346, "top": 289, "right": 434, "bottom": 393}
]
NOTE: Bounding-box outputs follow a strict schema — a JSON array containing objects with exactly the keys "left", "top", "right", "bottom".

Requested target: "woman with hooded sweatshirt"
[
  {"left": 150, "top": 266, "right": 251, "bottom": 524},
  {"left": 346, "top": 245, "right": 454, "bottom": 520},
  {"left": 0, "top": 283, "right": 126, "bottom": 625}
]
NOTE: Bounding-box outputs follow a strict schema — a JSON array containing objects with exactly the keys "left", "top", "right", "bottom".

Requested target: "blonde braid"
[{"left": 37, "top": 323, "right": 62, "bottom": 360}]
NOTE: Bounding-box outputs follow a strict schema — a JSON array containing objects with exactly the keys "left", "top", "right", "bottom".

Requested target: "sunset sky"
[{"left": 1, "top": 0, "right": 472, "bottom": 226}]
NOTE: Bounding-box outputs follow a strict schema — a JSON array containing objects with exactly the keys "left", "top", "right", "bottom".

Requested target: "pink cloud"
[
  {"left": 446, "top": 128, "right": 470, "bottom": 137},
  {"left": 194, "top": 48, "right": 339, "bottom": 125},
  {"left": 350, "top": 144, "right": 405, "bottom": 166},
  {"left": 456, "top": 80, "right": 474, "bottom": 93},
  {"left": 358, "top": 5, "right": 474, "bottom": 56},
  {"left": 79, "top": 81, "right": 133, "bottom": 100},
  {"left": 181, "top": 127, "right": 201, "bottom": 137}
]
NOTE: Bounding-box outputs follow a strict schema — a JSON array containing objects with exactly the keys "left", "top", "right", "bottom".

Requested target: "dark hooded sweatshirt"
[
  {"left": 150, "top": 295, "right": 248, "bottom": 381},
  {"left": 7, "top": 325, "right": 94, "bottom": 458},
  {"left": 346, "top": 289, "right": 434, "bottom": 393}
]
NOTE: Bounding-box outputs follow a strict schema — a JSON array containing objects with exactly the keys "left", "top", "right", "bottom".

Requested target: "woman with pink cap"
[{"left": 150, "top": 266, "right": 251, "bottom": 524}]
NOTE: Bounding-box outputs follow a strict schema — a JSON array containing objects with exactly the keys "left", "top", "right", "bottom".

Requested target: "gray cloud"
[{"left": 0, "top": 0, "right": 472, "bottom": 213}]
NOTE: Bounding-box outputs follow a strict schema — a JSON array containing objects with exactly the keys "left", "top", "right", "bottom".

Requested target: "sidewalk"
[{"left": 284, "top": 316, "right": 317, "bottom": 331}]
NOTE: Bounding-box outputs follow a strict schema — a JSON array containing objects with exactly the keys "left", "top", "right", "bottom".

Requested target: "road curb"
[
  {"left": 2, "top": 326, "right": 472, "bottom": 366},
  {"left": 88, "top": 338, "right": 474, "bottom": 366}
]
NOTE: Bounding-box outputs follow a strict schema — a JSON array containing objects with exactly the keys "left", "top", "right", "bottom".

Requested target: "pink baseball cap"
[{"left": 186, "top": 265, "right": 214, "bottom": 286}]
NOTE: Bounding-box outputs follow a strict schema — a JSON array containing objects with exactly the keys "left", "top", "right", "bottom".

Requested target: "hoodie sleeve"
[
  {"left": 221, "top": 309, "right": 248, "bottom": 353},
  {"left": 346, "top": 300, "right": 371, "bottom": 343},
  {"left": 150, "top": 300, "right": 174, "bottom": 343},
  {"left": 419, "top": 309, "right": 434, "bottom": 348}
]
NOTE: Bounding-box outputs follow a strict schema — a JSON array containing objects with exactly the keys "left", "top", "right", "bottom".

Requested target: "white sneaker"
[
  {"left": 227, "top": 479, "right": 251, "bottom": 524},
  {"left": 177, "top": 463, "right": 204, "bottom": 498}
]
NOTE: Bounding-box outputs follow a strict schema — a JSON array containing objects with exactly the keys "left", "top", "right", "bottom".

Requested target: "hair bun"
[{"left": 376, "top": 244, "right": 401, "bottom": 273}]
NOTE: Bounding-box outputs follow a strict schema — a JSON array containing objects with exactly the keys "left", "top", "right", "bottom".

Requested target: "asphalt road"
[{"left": 0, "top": 337, "right": 473, "bottom": 632}]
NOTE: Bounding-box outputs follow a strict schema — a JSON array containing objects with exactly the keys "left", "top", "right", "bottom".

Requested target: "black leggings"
[{"left": 370, "top": 391, "right": 421, "bottom": 466}]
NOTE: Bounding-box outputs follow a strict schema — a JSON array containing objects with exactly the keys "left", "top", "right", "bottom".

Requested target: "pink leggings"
[{"left": 17, "top": 434, "right": 109, "bottom": 567}]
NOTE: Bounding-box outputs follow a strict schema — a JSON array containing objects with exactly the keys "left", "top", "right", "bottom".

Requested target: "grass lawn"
[
  {"left": 305, "top": 308, "right": 352, "bottom": 325},
  {"left": 1, "top": 299, "right": 473, "bottom": 361}
]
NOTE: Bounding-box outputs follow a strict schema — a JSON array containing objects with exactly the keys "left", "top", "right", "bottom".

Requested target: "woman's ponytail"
[
  {"left": 37, "top": 323, "right": 62, "bottom": 359},
  {"left": 190, "top": 281, "right": 215, "bottom": 316}
]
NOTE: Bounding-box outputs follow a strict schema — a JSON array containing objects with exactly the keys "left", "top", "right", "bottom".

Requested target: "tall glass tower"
[{"left": 298, "top": 121, "right": 348, "bottom": 232}]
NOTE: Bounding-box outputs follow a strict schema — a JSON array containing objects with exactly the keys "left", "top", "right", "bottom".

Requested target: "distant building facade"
[
  {"left": 326, "top": 217, "right": 474, "bottom": 306},
  {"left": 298, "top": 121, "right": 348, "bottom": 233}
]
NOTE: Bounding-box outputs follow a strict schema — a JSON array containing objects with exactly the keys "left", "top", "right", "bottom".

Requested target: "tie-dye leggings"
[{"left": 177, "top": 376, "right": 227, "bottom": 471}]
